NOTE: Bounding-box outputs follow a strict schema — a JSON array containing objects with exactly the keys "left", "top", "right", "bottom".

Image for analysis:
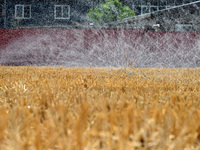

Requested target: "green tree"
[{"left": 87, "top": 0, "right": 135, "bottom": 24}]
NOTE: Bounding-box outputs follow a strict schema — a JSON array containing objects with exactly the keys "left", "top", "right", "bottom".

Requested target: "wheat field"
[{"left": 0, "top": 66, "right": 200, "bottom": 150}]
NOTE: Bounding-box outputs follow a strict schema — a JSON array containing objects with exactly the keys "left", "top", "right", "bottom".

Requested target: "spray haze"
[{"left": 0, "top": 29, "right": 200, "bottom": 68}]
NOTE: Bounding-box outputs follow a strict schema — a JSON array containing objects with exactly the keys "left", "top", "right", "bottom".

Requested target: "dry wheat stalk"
[{"left": 0, "top": 66, "right": 200, "bottom": 150}]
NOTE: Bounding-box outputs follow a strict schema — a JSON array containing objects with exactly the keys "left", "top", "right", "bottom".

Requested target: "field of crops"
[{"left": 0, "top": 66, "right": 200, "bottom": 150}]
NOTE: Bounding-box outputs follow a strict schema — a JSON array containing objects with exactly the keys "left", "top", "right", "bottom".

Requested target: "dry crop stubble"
[{"left": 0, "top": 66, "right": 200, "bottom": 150}]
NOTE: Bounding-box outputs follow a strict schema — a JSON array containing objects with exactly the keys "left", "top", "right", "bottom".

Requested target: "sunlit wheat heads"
[{"left": 0, "top": 66, "right": 200, "bottom": 150}]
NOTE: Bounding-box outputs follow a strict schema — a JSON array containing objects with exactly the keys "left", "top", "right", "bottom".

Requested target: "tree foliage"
[{"left": 87, "top": 0, "right": 135, "bottom": 24}]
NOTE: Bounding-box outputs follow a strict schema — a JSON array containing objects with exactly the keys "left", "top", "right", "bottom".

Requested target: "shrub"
[{"left": 87, "top": 0, "right": 135, "bottom": 24}]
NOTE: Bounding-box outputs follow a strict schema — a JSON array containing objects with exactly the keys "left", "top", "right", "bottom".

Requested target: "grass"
[{"left": 0, "top": 66, "right": 200, "bottom": 150}]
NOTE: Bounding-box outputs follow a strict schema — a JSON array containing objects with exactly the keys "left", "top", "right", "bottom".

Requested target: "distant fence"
[{"left": 0, "top": 29, "right": 200, "bottom": 67}]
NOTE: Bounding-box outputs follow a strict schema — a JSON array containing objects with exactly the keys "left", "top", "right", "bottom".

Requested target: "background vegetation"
[{"left": 87, "top": 0, "right": 135, "bottom": 24}]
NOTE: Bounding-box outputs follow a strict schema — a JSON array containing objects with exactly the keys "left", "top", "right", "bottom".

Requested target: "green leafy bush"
[{"left": 87, "top": 0, "right": 135, "bottom": 24}]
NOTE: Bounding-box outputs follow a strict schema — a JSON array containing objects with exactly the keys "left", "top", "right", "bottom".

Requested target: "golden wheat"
[{"left": 0, "top": 66, "right": 200, "bottom": 150}]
